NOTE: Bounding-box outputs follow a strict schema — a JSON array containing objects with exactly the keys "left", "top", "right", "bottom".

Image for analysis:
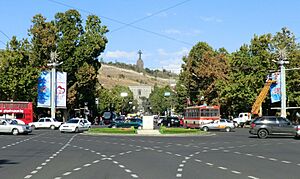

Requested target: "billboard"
[
  {"left": 270, "top": 72, "right": 281, "bottom": 103},
  {"left": 37, "top": 71, "right": 51, "bottom": 107},
  {"left": 37, "top": 71, "right": 67, "bottom": 108}
]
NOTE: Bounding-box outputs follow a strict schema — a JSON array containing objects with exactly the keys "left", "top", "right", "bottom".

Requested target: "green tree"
[
  {"left": 0, "top": 37, "right": 40, "bottom": 102},
  {"left": 180, "top": 42, "right": 229, "bottom": 106},
  {"left": 149, "top": 85, "right": 174, "bottom": 115},
  {"left": 28, "top": 9, "right": 108, "bottom": 114}
]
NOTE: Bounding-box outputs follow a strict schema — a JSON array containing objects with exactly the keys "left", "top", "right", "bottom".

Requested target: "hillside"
[{"left": 98, "top": 64, "right": 176, "bottom": 89}]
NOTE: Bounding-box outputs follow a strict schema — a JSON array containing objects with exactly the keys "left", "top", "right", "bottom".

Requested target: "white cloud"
[
  {"left": 155, "top": 48, "right": 189, "bottom": 74},
  {"left": 164, "top": 29, "right": 182, "bottom": 35},
  {"left": 200, "top": 16, "right": 223, "bottom": 23},
  {"left": 164, "top": 28, "right": 202, "bottom": 36}
]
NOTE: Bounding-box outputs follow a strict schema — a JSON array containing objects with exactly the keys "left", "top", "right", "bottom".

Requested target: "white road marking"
[
  {"left": 269, "top": 158, "right": 277, "bottom": 161},
  {"left": 231, "top": 170, "right": 241, "bottom": 174},
  {"left": 24, "top": 175, "right": 32, "bottom": 178},
  {"left": 176, "top": 174, "right": 182, "bottom": 177},
  {"left": 177, "top": 168, "right": 183, "bottom": 171},
  {"left": 206, "top": 163, "right": 213, "bottom": 166},
  {"left": 218, "top": 167, "right": 227, "bottom": 170},
  {"left": 131, "top": 174, "right": 139, "bottom": 178},
  {"left": 282, "top": 161, "right": 291, "bottom": 164},
  {"left": 248, "top": 176, "right": 259, "bottom": 179},
  {"left": 73, "top": 168, "right": 81, "bottom": 171},
  {"left": 125, "top": 169, "right": 132, "bottom": 173},
  {"left": 63, "top": 172, "right": 72, "bottom": 176}
]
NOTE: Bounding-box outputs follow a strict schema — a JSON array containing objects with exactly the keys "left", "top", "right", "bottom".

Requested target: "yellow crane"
[{"left": 251, "top": 80, "right": 275, "bottom": 116}]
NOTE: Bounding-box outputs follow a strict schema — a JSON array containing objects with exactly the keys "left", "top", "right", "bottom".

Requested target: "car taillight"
[{"left": 250, "top": 123, "right": 256, "bottom": 128}]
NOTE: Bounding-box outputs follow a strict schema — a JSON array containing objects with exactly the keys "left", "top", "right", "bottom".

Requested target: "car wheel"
[
  {"left": 225, "top": 127, "right": 231, "bottom": 132},
  {"left": 258, "top": 129, "right": 268, "bottom": 139},
  {"left": 31, "top": 125, "right": 36, "bottom": 130},
  {"left": 12, "top": 128, "right": 19, "bottom": 135},
  {"left": 61, "top": 131, "right": 65, "bottom": 133},
  {"left": 203, "top": 126, "right": 209, "bottom": 132},
  {"left": 75, "top": 127, "right": 79, "bottom": 133},
  {"left": 50, "top": 125, "right": 56, "bottom": 130}
]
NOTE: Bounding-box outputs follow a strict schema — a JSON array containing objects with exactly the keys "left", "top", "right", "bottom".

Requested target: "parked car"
[
  {"left": 0, "top": 118, "right": 25, "bottom": 125},
  {"left": 59, "top": 118, "right": 89, "bottom": 133},
  {"left": 200, "top": 119, "right": 235, "bottom": 132},
  {"left": 83, "top": 119, "right": 92, "bottom": 129},
  {"left": 249, "top": 116, "right": 297, "bottom": 139},
  {"left": 158, "top": 116, "right": 180, "bottom": 127},
  {"left": 29, "top": 117, "right": 62, "bottom": 130},
  {"left": 109, "top": 118, "right": 143, "bottom": 129},
  {"left": 102, "top": 111, "right": 117, "bottom": 125},
  {"left": 0, "top": 119, "right": 32, "bottom": 135}
]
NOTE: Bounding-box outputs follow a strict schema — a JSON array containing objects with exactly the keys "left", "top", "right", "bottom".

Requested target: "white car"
[
  {"left": 59, "top": 118, "right": 89, "bottom": 133},
  {"left": 29, "top": 117, "right": 62, "bottom": 130},
  {"left": 0, "top": 119, "right": 32, "bottom": 135},
  {"left": 83, "top": 119, "right": 92, "bottom": 128},
  {"left": 200, "top": 119, "right": 235, "bottom": 132}
]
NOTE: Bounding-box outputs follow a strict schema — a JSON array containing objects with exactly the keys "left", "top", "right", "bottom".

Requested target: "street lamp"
[
  {"left": 277, "top": 49, "right": 289, "bottom": 118},
  {"left": 47, "top": 51, "right": 63, "bottom": 119}
]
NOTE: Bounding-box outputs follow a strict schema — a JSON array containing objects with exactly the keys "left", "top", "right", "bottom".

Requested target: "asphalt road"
[{"left": 1, "top": 128, "right": 300, "bottom": 179}]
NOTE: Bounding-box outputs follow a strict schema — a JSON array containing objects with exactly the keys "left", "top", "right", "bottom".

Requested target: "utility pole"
[
  {"left": 47, "top": 51, "right": 62, "bottom": 119},
  {"left": 278, "top": 49, "right": 289, "bottom": 118}
]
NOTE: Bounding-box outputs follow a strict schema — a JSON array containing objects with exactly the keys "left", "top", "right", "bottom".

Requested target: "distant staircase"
[{"left": 251, "top": 80, "right": 274, "bottom": 115}]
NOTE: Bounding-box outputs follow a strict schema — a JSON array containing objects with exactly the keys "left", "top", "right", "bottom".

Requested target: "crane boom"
[{"left": 251, "top": 80, "right": 274, "bottom": 115}]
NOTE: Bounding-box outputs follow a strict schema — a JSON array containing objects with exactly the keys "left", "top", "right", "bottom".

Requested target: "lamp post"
[
  {"left": 47, "top": 51, "right": 62, "bottom": 119},
  {"left": 277, "top": 49, "right": 289, "bottom": 118}
]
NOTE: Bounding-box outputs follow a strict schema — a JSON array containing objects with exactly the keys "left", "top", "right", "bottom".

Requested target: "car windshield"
[{"left": 67, "top": 119, "right": 79, "bottom": 123}]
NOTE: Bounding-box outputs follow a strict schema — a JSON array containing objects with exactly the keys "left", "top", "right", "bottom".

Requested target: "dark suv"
[{"left": 249, "top": 116, "right": 297, "bottom": 139}]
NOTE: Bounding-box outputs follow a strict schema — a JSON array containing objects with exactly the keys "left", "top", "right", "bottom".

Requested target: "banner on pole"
[
  {"left": 56, "top": 72, "right": 67, "bottom": 108},
  {"left": 270, "top": 72, "right": 281, "bottom": 103},
  {"left": 37, "top": 71, "right": 51, "bottom": 107}
]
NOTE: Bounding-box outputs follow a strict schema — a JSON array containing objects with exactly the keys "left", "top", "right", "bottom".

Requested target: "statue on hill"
[{"left": 136, "top": 50, "right": 144, "bottom": 72}]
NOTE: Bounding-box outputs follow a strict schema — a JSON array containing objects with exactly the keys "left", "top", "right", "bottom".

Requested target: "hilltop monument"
[{"left": 136, "top": 50, "right": 144, "bottom": 72}]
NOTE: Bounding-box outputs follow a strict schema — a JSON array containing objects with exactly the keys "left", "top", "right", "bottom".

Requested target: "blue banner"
[
  {"left": 37, "top": 71, "right": 51, "bottom": 107},
  {"left": 270, "top": 72, "right": 281, "bottom": 103}
]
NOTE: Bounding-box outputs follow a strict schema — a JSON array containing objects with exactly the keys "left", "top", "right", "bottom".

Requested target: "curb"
[{"left": 82, "top": 132, "right": 216, "bottom": 137}]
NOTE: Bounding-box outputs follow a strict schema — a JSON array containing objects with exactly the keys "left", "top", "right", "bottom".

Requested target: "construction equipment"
[{"left": 251, "top": 80, "right": 275, "bottom": 116}]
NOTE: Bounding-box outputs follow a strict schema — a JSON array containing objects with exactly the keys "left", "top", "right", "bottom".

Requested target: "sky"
[{"left": 1, "top": 0, "right": 300, "bottom": 74}]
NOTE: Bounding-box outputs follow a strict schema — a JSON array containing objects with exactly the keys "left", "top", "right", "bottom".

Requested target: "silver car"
[{"left": 0, "top": 119, "right": 32, "bottom": 135}]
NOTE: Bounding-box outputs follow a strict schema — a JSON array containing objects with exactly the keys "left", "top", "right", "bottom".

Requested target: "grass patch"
[
  {"left": 88, "top": 127, "right": 136, "bottom": 134},
  {"left": 159, "top": 126, "right": 206, "bottom": 134}
]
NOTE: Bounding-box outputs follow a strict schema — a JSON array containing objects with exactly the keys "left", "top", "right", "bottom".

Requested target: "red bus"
[
  {"left": 184, "top": 105, "right": 220, "bottom": 128},
  {"left": 0, "top": 101, "right": 33, "bottom": 124}
]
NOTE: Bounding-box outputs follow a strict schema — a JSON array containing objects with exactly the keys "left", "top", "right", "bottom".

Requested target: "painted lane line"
[
  {"left": 269, "top": 158, "right": 277, "bottom": 161},
  {"left": 24, "top": 175, "right": 32, "bottom": 178},
  {"left": 176, "top": 174, "right": 182, "bottom": 177},
  {"left": 84, "top": 163, "right": 91, "bottom": 167},
  {"left": 131, "top": 174, "right": 139, "bottom": 178},
  {"left": 282, "top": 161, "right": 291, "bottom": 164},
  {"left": 231, "top": 170, "right": 241, "bottom": 174},
  {"left": 125, "top": 169, "right": 132, "bottom": 173},
  {"left": 73, "top": 168, "right": 81, "bottom": 171},
  {"left": 218, "top": 167, "right": 227, "bottom": 170},
  {"left": 63, "top": 172, "right": 72, "bottom": 176},
  {"left": 206, "top": 163, "right": 213, "bottom": 166},
  {"left": 257, "top": 156, "right": 265, "bottom": 159},
  {"left": 248, "top": 176, "right": 259, "bottom": 179}
]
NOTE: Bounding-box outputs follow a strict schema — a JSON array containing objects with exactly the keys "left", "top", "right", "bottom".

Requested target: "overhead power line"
[
  {"left": 0, "top": 30, "right": 10, "bottom": 40},
  {"left": 47, "top": 0, "right": 193, "bottom": 46}
]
